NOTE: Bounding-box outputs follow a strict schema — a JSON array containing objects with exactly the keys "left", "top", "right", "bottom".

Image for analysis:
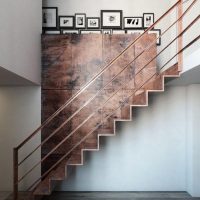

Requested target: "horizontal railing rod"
[
  {"left": 18, "top": 0, "right": 197, "bottom": 166},
  {"left": 18, "top": 14, "right": 199, "bottom": 184},
  {"left": 28, "top": 32, "right": 200, "bottom": 192},
  {"left": 15, "top": 0, "right": 181, "bottom": 150}
]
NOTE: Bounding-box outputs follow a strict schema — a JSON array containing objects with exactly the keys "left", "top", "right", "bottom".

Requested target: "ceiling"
[
  {"left": 167, "top": 65, "right": 200, "bottom": 86},
  {"left": 0, "top": 66, "right": 37, "bottom": 86}
]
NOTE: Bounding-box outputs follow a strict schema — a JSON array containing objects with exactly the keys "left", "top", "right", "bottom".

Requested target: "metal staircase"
[{"left": 13, "top": 0, "right": 200, "bottom": 199}]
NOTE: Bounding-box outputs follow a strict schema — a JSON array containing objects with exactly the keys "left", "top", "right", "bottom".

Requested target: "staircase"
[
  {"left": 13, "top": 0, "right": 200, "bottom": 199},
  {"left": 34, "top": 63, "right": 180, "bottom": 195}
]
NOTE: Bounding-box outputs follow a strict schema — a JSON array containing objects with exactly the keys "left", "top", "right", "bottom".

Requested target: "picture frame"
[
  {"left": 75, "top": 13, "right": 86, "bottom": 29},
  {"left": 148, "top": 29, "right": 161, "bottom": 46},
  {"left": 112, "top": 30, "right": 126, "bottom": 34},
  {"left": 59, "top": 16, "right": 75, "bottom": 29},
  {"left": 101, "top": 10, "right": 123, "bottom": 29},
  {"left": 62, "top": 30, "right": 79, "bottom": 34},
  {"left": 42, "top": 7, "right": 58, "bottom": 30},
  {"left": 80, "top": 30, "right": 102, "bottom": 34},
  {"left": 44, "top": 30, "right": 61, "bottom": 35},
  {"left": 127, "top": 29, "right": 144, "bottom": 34},
  {"left": 103, "top": 29, "right": 112, "bottom": 35},
  {"left": 143, "top": 13, "right": 154, "bottom": 28},
  {"left": 124, "top": 17, "right": 143, "bottom": 29},
  {"left": 87, "top": 17, "right": 100, "bottom": 29}
]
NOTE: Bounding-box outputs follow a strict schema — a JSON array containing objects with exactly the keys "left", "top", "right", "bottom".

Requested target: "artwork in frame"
[
  {"left": 124, "top": 17, "right": 143, "bottom": 29},
  {"left": 143, "top": 13, "right": 154, "bottom": 28},
  {"left": 87, "top": 17, "right": 100, "bottom": 29},
  {"left": 44, "top": 30, "right": 61, "bottom": 35},
  {"left": 75, "top": 13, "right": 86, "bottom": 29},
  {"left": 148, "top": 29, "right": 161, "bottom": 46},
  {"left": 80, "top": 30, "right": 102, "bottom": 34},
  {"left": 62, "top": 30, "right": 79, "bottom": 34},
  {"left": 127, "top": 30, "right": 144, "bottom": 34},
  {"left": 101, "top": 10, "right": 123, "bottom": 29},
  {"left": 112, "top": 30, "right": 126, "bottom": 34},
  {"left": 59, "top": 16, "right": 75, "bottom": 29},
  {"left": 103, "top": 29, "right": 112, "bottom": 35},
  {"left": 42, "top": 7, "right": 58, "bottom": 29}
]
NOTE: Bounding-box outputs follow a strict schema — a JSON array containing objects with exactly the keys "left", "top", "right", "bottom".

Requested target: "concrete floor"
[{"left": 2, "top": 192, "right": 200, "bottom": 200}]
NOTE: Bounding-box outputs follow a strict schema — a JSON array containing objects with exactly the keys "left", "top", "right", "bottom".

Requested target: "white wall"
[
  {"left": 186, "top": 84, "right": 200, "bottom": 197},
  {"left": 56, "top": 86, "right": 187, "bottom": 192},
  {"left": 0, "top": 87, "right": 41, "bottom": 191},
  {"left": 170, "top": 0, "right": 200, "bottom": 59},
  {"left": 0, "top": 0, "right": 42, "bottom": 85}
]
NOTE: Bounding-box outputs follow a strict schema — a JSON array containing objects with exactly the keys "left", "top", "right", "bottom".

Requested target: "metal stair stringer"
[{"left": 33, "top": 62, "right": 180, "bottom": 196}]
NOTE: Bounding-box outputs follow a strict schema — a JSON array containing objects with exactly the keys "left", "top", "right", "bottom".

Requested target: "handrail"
[
  {"left": 18, "top": 13, "right": 200, "bottom": 185},
  {"left": 17, "top": 0, "right": 197, "bottom": 167},
  {"left": 28, "top": 33, "right": 200, "bottom": 192},
  {"left": 15, "top": 0, "right": 183, "bottom": 150}
]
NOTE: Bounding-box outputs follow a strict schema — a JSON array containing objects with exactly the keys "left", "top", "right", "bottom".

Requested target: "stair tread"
[{"left": 34, "top": 63, "right": 180, "bottom": 196}]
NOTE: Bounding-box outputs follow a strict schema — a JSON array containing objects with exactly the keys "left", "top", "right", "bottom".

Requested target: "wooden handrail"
[
  {"left": 28, "top": 32, "right": 200, "bottom": 192},
  {"left": 18, "top": 0, "right": 197, "bottom": 167},
  {"left": 178, "top": 0, "right": 184, "bottom": 71},
  {"left": 15, "top": 0, "right": 183, "bottom": 151},
  {"left": 18, "top": 13, "right": 200, "bottom": 185}
]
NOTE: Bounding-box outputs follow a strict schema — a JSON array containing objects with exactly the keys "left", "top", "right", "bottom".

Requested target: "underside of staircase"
[{"left": 12, "top": 1, "right": 200, "bottom": 199}]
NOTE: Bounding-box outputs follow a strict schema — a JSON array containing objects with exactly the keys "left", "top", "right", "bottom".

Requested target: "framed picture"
[
  {"left": 42, "top": 7, "right": 58, "bottom": 29},
  {"left": 62, "top": 30, "right": 79, "bottom": 34},
  {"left": 87, "top": 17, "right": 100, "bottom": 29},
  {"left": 80, "top": 30, "right": 102, "bottom": 34},
  {"left": 148, "top": 29, "right": 161, "bottom": 46},
  {"left": 101, "top": 10, "right": 123, "bottom": 29},
  {"left": 124, "top": 17, "right": 143, "bottom": 29},
  {"left": 59, "top": 16, "right": 74, "bottom": 29},
  {"left": 127, "top": 30, "right": 144, "bottom": 34},
  {"left": 75, "top": 13, "right": 86, "bottom": 29},
  {"left": 44, "top": 30, "right": 61, "bottom": 35},
  {"left": 112, "top": 30, "right": 126, "bottom": 34},
  {"left": 103, "top": 29, "right": 112, "bottom": 35},
  {"left": 143, "top": 13, "right": 154, "bottom": 28}
]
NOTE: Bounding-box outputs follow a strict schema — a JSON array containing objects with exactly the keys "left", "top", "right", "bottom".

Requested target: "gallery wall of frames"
[{"left": 42, "top": 7, "right": 161, "bottom": 45}]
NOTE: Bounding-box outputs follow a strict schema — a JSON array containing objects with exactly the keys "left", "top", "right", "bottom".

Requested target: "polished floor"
[{"left": 2, "top": 192, "right": 200, "bottom": 200}]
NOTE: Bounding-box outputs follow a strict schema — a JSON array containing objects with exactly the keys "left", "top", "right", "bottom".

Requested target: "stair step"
[{"left": 34, "top": 63, "right": 180, "bottom": 196}]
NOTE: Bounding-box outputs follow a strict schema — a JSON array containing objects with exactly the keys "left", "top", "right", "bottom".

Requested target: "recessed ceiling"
[
  {"left": 0, "top": 66, "right": 37, "bottom": 86},
  {"left": 167, "top": 65, "right": 200, "bottom": 86}
]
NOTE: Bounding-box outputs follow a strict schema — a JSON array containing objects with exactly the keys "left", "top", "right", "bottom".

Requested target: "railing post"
[
  {"left": 178, "top": 0, "right": 183, "bottom": 71},
  {"left": 13, "top": 148, "right": 18, "bottom": 200}
]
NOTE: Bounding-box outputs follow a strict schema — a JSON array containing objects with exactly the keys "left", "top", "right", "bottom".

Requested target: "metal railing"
[{"left": 13, "top": 0, "right": 200, "bottom": 199}]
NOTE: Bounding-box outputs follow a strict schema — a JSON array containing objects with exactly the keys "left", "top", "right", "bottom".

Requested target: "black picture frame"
[
  {"left": 59, "top": 16, "right": 75, "bottom": 29},
  {"left": 101, "top": 10, "right": 123, "bottom": 29},
  {"left": 87, "top": 17, "right": 100, "bottom": 29},
  {"left": 42, "top": 7, "right": 58, "bottom": 30},
  {"left": 148, "top": 29, "right": 161, "bottom": 46},
  {"left": 126, "top": 29, "right": 144, "bottom": 34},
  {"left": 80, "top": 30, "right": 102, "bottom": 34},
  {"left": 75, "top": 13, "right": 86, "bottom": 29},
  {"left": 62, "top": 30, "right": 79, "bottom": 34},
  {"left": 112, "top": 30, "right": 126, "bottom": 34},
  {"left": 143, "top": 13, "right": 155, "bottom": 28},
  {"left": 102, "top": 29, "right": 112, "bottom": 35},
  {"left": 124, "top": 17, "right": 143, "bottom": 29},
  {"left": 44, "top": 30, "right": 61, "bottom": 35}
]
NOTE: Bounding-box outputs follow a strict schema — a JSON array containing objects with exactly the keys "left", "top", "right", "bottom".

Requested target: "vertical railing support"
[
  {"left": 13, "top": 148, "right": 18, "bottom": 200},
  {"left": 178, "top": 0, "right": 184, "bottom": 71}
]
